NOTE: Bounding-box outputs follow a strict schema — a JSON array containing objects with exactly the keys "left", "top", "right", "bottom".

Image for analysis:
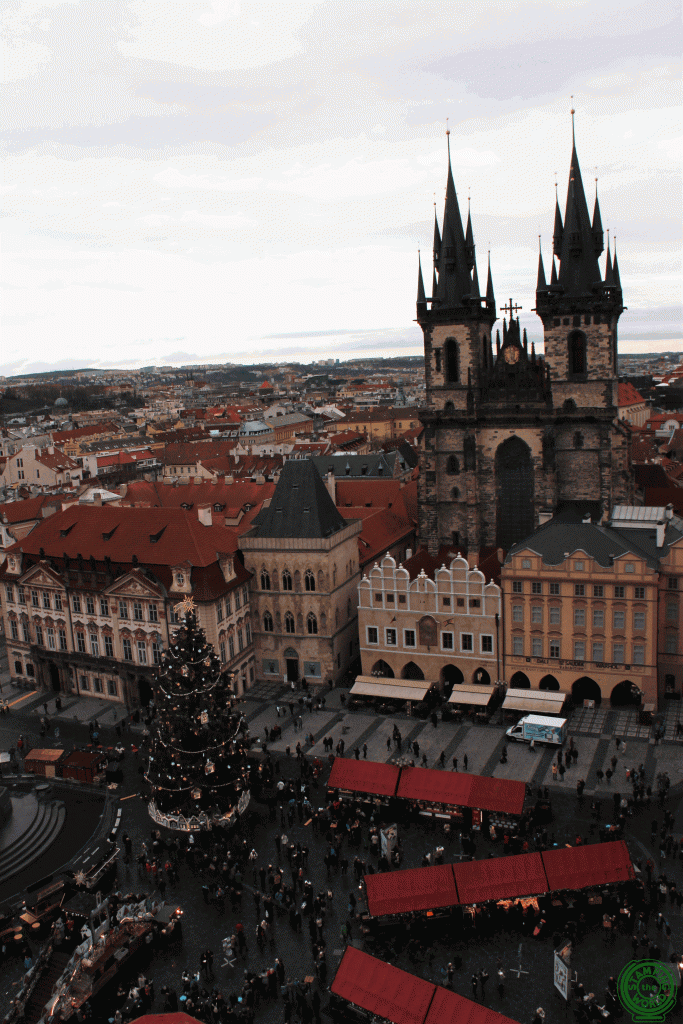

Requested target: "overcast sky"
[{"left": 2, "top": 0, "right": 681, "bottom": 375}]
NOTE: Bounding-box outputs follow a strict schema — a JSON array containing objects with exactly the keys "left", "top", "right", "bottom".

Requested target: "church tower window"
[
  {"left": 444, "top": 338, "right": 459, "bottom": 383},
  {"left": 447, "top": 456, "right": 460, "bottom": 475},
  {"left": 568, "top": 330, "right": 587, "bottom": 375}
]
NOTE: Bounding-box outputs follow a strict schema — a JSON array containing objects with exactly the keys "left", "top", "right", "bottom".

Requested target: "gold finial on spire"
[{"left": 570, "top": 97, "right": 575, "bottom": 143}]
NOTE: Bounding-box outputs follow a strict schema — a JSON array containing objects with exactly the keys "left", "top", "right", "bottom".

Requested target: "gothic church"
[{"left": 417, "top": 127, "right": 632, "bottom": 554}]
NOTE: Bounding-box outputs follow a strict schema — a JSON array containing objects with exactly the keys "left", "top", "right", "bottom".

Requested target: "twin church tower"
[{"left": 416, "top": 124, "right": 632, "bottom": 554}]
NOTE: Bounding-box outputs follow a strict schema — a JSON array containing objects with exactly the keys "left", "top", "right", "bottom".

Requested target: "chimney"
[
  {"left": 582, "top": 513, "right": 591, "bottom": 524},
  {"left": 538, "top": 509, "right": 553, "bottom": 526},
  {"left": 666, "top": 503, "right": 674, "bottom": 520},
  {"left": 656, "top": 520, "right": 666, "bottom": 548},
  {"left": 197, "top": 504, "right": 212, "bottom": 526},
  {"left": 405, "top": 547, "right": 412, "bottom": 560},
  {"left": 94, "top": 492, "right": 103, "bottom": 506},
  {"left": 325, "top": 470, "right": 336, "bottom": 504}
]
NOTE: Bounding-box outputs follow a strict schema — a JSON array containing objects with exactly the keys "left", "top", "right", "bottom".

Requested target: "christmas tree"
[{"left": 146, "top": 598, "right": 250, "bottom": 829}]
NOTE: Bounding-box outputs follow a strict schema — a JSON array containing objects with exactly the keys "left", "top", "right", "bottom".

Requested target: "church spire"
[
  {"left": 612, "top": 238, "right": 621, "bottom": 289},
  {"left": 604, "top": 235, "right": 614, "bottom": 287},
  {"left": 485, "top": 251, "right": 495, "bottom": 310},
  {"left": 550, "top": 256, "right": 558, "bottom": 286},
  {"left": 435, "top": 130, "right": 472, "bottom": 308},
  {"left": 432, "top": 206, "right": 441, "bottom": 265},
  {"left": 536, "top": 238, "right": 547, "bottom": 290},
  {"left": 465, "top": 200, "right": 475, "bottom": 270},
  {"left": 553, "top": 188, "right": 563, "bottom": 258},
  {"left": 592, "top": 178, "right": 604, "bottom": 257},
  {"left": 471, "top": 258, "right": 481, "bottom": 301},
  {"left": 556, "top": 116, "right": 603, "bottom": 295},
  {"left": 416, "top": 252, "right": 426, "bottom": 309}
]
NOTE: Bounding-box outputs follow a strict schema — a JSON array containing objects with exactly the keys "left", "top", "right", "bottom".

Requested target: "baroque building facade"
[{"left": 416, "top": 128, "right": 633, "bottom": 555}]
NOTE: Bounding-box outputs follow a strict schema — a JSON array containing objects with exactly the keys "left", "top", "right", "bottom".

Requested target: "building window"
[
  {"left": 17, "top": 586, "right": 25, "bottom": 605},
  {"left": 573, "top": 641, "right": 585, "bottom": 661},
  {"left": 261, "top": 570, "right": 271, "bottom": 591},
  {"left": 668, "top": 577, "right": 678, "bottom": 590},
  {"left": 441, "top": 632, "right": 454, "bottom": 650},
  {"left": 461, "top": 633, "right": 473, "bottom": 652},
  {"left": 228, "top": 635, "right": 235, "bottom": 659},
  {"left": 592, "top": 642, "right": 604, "bottom": 662},
  {"left": 512, "top": 605, "right": 523, "bottom": 623},
  {"left": 613, "top": 643, "right": 624, "bottom": 663},
  {"left": 469, "top": 598, "right": 480, "bottom": 609},
  {"left": 593, "top": 609, "right": 604, "bottom": 628},
  {"left": 549, "top": 641, "right": 560, "bottom": 659},
  {"left": 512, "top": 581, "right": 523, "bottom": 594},
  {"left": 633, "top": 611, "right": 645, "bottom": 630},
  {"left": 31, "top": 589, "right": 39, "bottom": 607},
  {"left": 284, "top": 612, "right": 295, "bottom": 634},
  {"left": 522, "top": 558, "right": 532, "bottom": 569},
  {"left": 307, "top": 613, "right": 318, "bottom": 635},
  {"left": 481, "top": 635, "right": 493, "bottom": 653},
  {"left": 531, "top": 581, "right": 542, "bottom": 595},
  {"left": 122, "top": 638, "right": 133, "bottom": 661},
  {"left": 531, "top": 606, "right": 542, "bottom": 624},
  {"left": 282, "top": 570, "right": 292, "bottom": 591},
  {"left": 574, "top": 561, "right": 585, "bottom": 571},
  {"left": 442, "top": 596, "right": 451, "bottom": 608},
  {"left": 304, "top": 570, "right": 315, "bottom": 592},
  {"left": 665, "top": 633, "right": 677, "bottom": 654},
  {"left": 90, "top": 633, "right": 99, "bottom": 657},
  {"left": 34, "top": 623, "right": 43, "bottom": 646},
  {"left": 235, "top": 590, "right": 241, "bottom": 610},
  {"left": 613, "top": 610, "right": 625, "bottom": 629},
  {"left": 86, "top": 596, "right": 95, "bottom": 615},
  {"left": 22, "top": 622, "right": 31, "bottom": 643},
  {"left": 263, "top": 611, "right": 274, "bottom": 632},
  {"left": 4, "top": 585, "right": 13, "bottom": 603},
  {"left": 614, "top": 586, "right": 625, "bottom": 598},
  {"left": 137, "top": 640, "right": 147, "bottom": 664},
  {"left": 532, "top": 638, "right": 543, "bottom": 657},
  {"left": 237, "top": 629, "right": 244, "bottom": 652},
  {"left": 104, "top": 635, "right": 114, "bottom": 657},
  {"left": 42, "top": 591, "right": 51, "bottom": 609},
  {"left": 10, "top": 621, "right": 19, "bottom": 641},
  {"left": 152, "top": 639, "right": 162, "bottom": 664},
  {"left": 73, "top": 594, "right": 81, "bottom": 613},
  {"left": 100, "top": 598, "right": 109, "bottom": 616},
  {"left": 574, "top": 584, "right": 585, "bottom": 597},
  {"left": 80, "top": 676, "right": 89, "bottom": 691},
  {"left": 666, "top": 602, "right": 678, "bottom": 622},
  {"left": 93, "top": 677, "right": 103, "bottom": 694},
  {"left": 59, "top": 628, "right": 68, "bottom": 651},
  {"left": 634, "top": 587, "right": 645, "bottom": 599},
  {"left": 593, "top": 585, "right": 604, "bottom": 598},
  {"left": 133, "top": 601, "right": 144, "bottom": 621},
  {"left": 386, "top": 628, "right": 397, "bottom": 646},
  {"left": 118, "top": 600, "right": 128, "bottom": 619},
  {"left": 176, "top": 573, "right": 184, "bottom": 585},
  {"left": 74, "top": 630, "right": 85, "bottom": 653},
  {"left": 107, "top": 678, "right": 118, "bottom": 697},
  {"left": 367, "top": 627, "right": 378, "bottom": 645},
  {"left": 513, "top": 637, "right": 524, "bottom": 656},
  {"left": 216, "top": 598, "right": 224, "bottom": 623},
  {"left": 404, "top": 629, "right": 416, "bottom": 648},
  {"left": 219, "top": 641, "right": 226, "bottom": 663},
  {"left": 568, "top": 329, "right": 587, "bottom": 375},
  {"left": 625, "top": 563, "right": 635, "bottom": 574},
  {"left": 549, "top": 582, "right": 560, "bottom": 596},
  {"left": 633, "top": 644, "right": 645, "bottom": 665},
  {"left": 148, "top": 603, "right": 158, "bottom": 622}
]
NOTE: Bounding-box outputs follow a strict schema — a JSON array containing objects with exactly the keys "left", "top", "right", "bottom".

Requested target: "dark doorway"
[
  {"left": 539, "top": 674, "right": 560, "bottom": 691},
  {"left": 610, "top": 680, "right": 641, "bottom": 708},
  {"left": 572, "top": 676, "right": 602, "bottom": 706},
  {"left": 286, "top": 659, "right": 299, "bottom": 684},
  {"left": 441, "top": 665, "right": 463, "bottom": 687},
  {"left": 372, "top": 660, "right": 394, "bottom": 678},
  {"left": 473, "top": 667, "right": 490, "bottom": 685},
  {"left": 401, "top": 661, "right": 425, "bottom": 680},
  {"left": 495, "top": 437, "right": 534, "bottom": 549},
  {"left": 48, "top": 661, "right": 61, "bottom": 692},
  {"left": 138, "top": 676, "right": 153, "bottom": 707},
  {"left": 510, "top": 671, "right": 531, "bottom": 688}
]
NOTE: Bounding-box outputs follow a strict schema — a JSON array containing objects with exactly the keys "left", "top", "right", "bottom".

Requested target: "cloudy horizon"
[{"left": 2, "top": 0, "right": 681, "bottom": 376}]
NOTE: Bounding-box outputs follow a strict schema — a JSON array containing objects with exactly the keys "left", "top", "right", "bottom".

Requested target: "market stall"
[
  {"left": 502, "top": 689, "right": 565, "bottom": 715},
  {"left": 330, "top": 945, "right": 435, "bottom": 1024},
  {"left": 396, "top": 765, "right": 526, "bottom": 832},
  {"left": 446, "top": 685, "right": 499, "bottom": 721},
  {"left": 364, "top": 864, "right": 459, "bottom": 920},
  {"left": 452, "top": 851, "right": 547, "bottom": 904},
  {"left": 60, "top": 749, "right": 107, "bottom": 784},
  {"left": 541, "top": 839, "right": 635, "bottom": 891},
  {"left": 424, "top": 986, "right": 519, "bottom": 1024},
  {"left": 24, "top": 748, "right": 65, "bottom": 777},
  {"left": 327, "top": 759, "right": 400, "bottom": 804}
]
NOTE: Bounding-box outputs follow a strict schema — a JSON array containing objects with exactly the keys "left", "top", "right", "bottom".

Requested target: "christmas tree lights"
[{"left": 146, "top": 598, "right": 250, "bottom": 831}]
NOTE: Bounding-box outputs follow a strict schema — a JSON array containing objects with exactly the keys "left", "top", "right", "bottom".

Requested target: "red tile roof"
[
  {"left": 52, "top": 421, "right": 122, "bottom": 442},
  {"left": 0, "top": 494, "right": 66, "bottom": 524},
  {"left": 34, "top": 449, "right": 81, "bottom": 471},
  {"left": 121, "top": 479, "right": 276, "bottom": 514},
  {"left": 618, "top": 381, "right": 645, "bottom": 406}
]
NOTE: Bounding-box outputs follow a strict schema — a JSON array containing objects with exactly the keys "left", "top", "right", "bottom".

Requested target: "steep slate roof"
[
  {"left": 250, "top": 459, "right": 348, "bottom": 539},
  {"left": 309, "top": 451, "right": 405, "bottom": 480},
  {"left": 506, "top": 516, "right": 681, "bottom": 571}
]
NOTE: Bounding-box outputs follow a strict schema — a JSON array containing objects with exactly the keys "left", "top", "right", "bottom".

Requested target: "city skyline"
[{"left": 2, "top": 0, "right": 681, "bottom": 375}]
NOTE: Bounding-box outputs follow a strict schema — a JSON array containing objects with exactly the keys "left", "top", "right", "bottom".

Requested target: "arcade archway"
[
  {"left": 572, "top": 676, "right": 601, "bottom": 706},
  {"left": 610, "top": 680, "right": 642, "bottom": 707},
  {"left": 371, "top": 660, "right": 394, "bottom": 678},
  {"left": 401, "top": 661, "right": 425, "bottom": 680},
  {"left": 539, "top": 674, "right": 560, "bottom": 691},
  {"left": 509, "top": 671, "right": 530, "bottom": 689}
]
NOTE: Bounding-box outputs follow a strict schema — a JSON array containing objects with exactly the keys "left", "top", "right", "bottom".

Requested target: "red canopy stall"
[
  {"left": 541, "top": 840, "right": 635, "bottom": 891},
  {"left": 327, "top": 759, "right": 400, "bottom": 799},
  {"left": 365, "top": 864, "right": 459, "bottom": 919},
  {"left": 331, "top": 946, "right": 435, "bottom": 1024},
  {"left": 425, "top": 987, "right": 520, "bottom": 1024},
  {"left": 453, "top": 852, "right": 548, "bottom": 904},
  {"left": 396, "top": 765, "right": 526, "bottom": 831}
]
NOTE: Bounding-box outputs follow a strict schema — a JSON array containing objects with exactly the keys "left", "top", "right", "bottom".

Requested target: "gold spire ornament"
[{"left": 174, "top": 595, "right": 196, "bottom": 617}]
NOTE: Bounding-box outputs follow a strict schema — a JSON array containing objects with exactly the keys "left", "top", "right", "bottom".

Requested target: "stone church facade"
[{"left": 417, "top": 129, "right": 632, "bottom": 555}]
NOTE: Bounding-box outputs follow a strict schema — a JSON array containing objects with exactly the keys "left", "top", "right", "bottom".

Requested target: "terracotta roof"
[
  {"left": 618, "top": 381, "right": 645, "bottom": 406},
  {"left": 34, "top": 449, "right": 81, "bottom": 471},
  {"left": 158, "top": 439, "right": 237, "bottom": 466},
  {"left": 52, "top": 421, "right": 122, "bottom": 442},
  {"left": 0, "top": 493, "right": 67, "bottom": 524},
  {"left": 121, "top": 479, "right": 276, "bottom": 513}
]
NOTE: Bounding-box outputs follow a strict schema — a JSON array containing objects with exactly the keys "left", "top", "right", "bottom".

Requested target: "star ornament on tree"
[{"left": 174, "top": 595, "right": 196, "bottom": 618}]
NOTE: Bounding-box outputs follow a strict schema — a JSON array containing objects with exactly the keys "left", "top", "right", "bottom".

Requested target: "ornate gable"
[
  {"left": 104, "top": 569, "right": 163, "bottom": 599},
  {"left": 20, "top": 562, "right": 65, "bottom": 589}
]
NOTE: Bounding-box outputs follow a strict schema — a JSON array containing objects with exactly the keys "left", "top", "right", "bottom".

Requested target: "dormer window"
[{"left": 176, "top": 573, "right": 184, "bottom": 585}]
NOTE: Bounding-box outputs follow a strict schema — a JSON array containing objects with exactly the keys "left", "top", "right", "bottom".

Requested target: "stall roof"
[
  {"left": 425, "top": 987, "right": 521, "bottom": 1024},
  {"left": 132, "top": 1015, "right": 204, "bottom": 1024},
  {"left": 453, "top": 852, "right": 548, "bottom": 904},
  {"left": 331, "top": 946, "right": 435, "bottom": 1024},
  {"left": 61, "top": 750, "right": 106, "bottom": 767},
  {"left": 542, "top": 840, "right": 635, "bottom": 892},
  {"left": 397, "top": 766, "right": 473, "bottom": 807},
  {"left": 502, "top": 689, "right": 565, "bottom": 713},
  {"left": 467, "top": 775, "right": 526, "bottom": 816},
  {"left": 327, "top": 757, "right": 400, "bottom": 797},
  {"left": 350, "top": 677, "right": 432, "bottom": 702},
  {"left": 447, "top": 685, "right": 495, "bottom": 706},
  {"left": 25, "top": 748, "right": 65, "bottom": 762},
  {"left": 365, "top": 864, "right": 459, "bottom": 918}
]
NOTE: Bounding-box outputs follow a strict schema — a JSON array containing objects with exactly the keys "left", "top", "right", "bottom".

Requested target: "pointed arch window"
[
  {"left": 568, "top": 330, "right": 587, "bottom": 375},
  {"left": 304, "top": 569, "right": 315, "bottom": 592},
  {"left": 263, "top": 610, "right": 273, "bottom": 633},
  {"left": 260, "top": 569, "right": 271, "bottom": 591},
  {"left": 447, "top": 456, "right": 460, "bottom": 475},
  {"left": 307, "top": 612, "right": 318, "bottom": 635},
  {"left": 282, "top": 570, "right": 292, "bottom": 591},
  {"left": 284, "top": 612, "right": 295, "bottom": 634},
  {"left": 444, "top": 338, "right": 459, "bottom": 384}
]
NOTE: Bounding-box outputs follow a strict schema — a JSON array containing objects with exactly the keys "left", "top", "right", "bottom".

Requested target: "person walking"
[
  {"left": 479, "top": 969, "right": 489, "bottom": 999},
  {"left": 452, "top": 756, "right": 458, "bottom": 772},
  {"left": 471, "top": 975, "right": 479, "bottom": 1000},
  {"left": 497, "top": 969, "right": 505, "bottom": 999},
  {"left": 363, "top": 743, "right": 367, "bottom": 759},
  {"left": 463, "top": 754, "right": 468, "bottom": 771},
  {"left": 552, "top": 763, "right": 558, "bottom": 781}
]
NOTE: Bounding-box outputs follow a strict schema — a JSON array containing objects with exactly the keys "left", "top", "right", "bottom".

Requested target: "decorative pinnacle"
[{"left": 570, "top": 97, "right": 575, "bottom": 143}]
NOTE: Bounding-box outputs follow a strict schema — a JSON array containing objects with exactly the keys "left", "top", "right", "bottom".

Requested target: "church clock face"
[{"left": 504, "top": 346, "right": 520, "bottom": 365}]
